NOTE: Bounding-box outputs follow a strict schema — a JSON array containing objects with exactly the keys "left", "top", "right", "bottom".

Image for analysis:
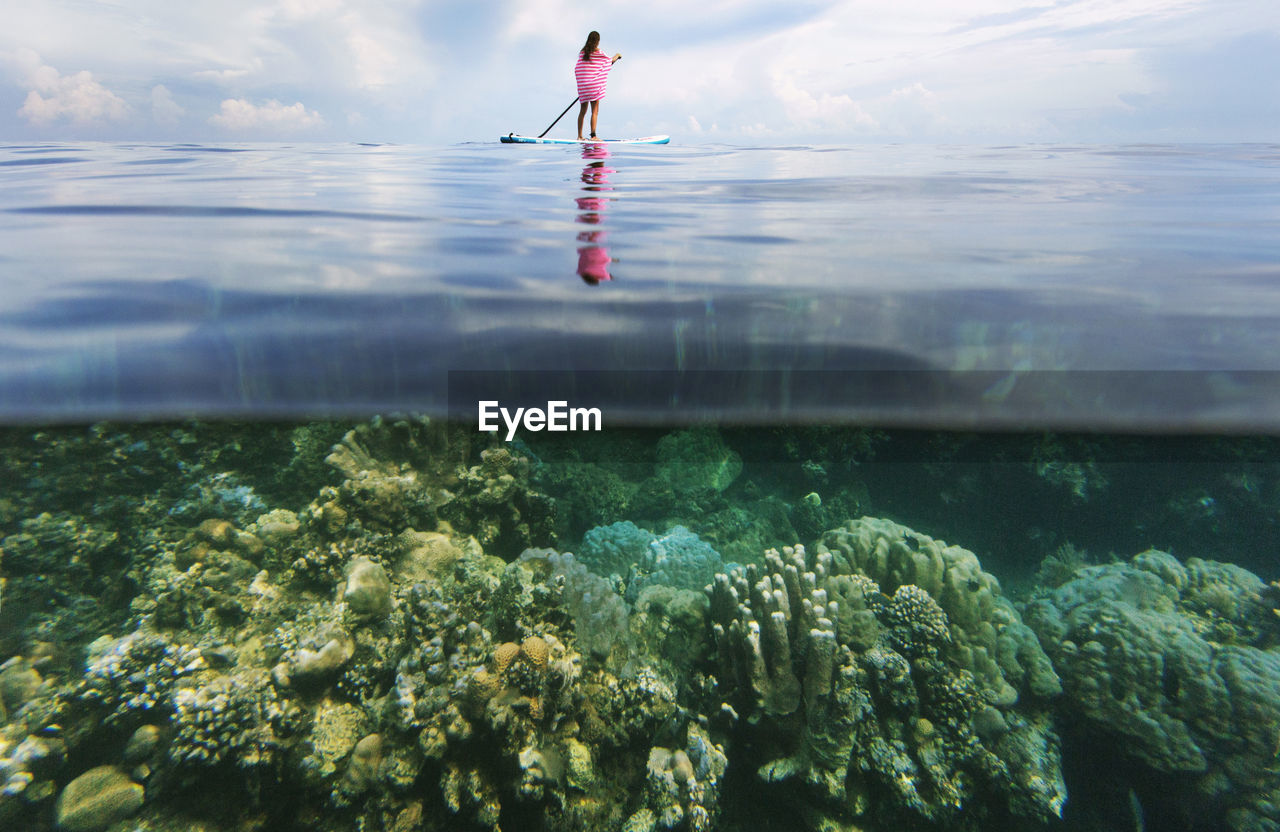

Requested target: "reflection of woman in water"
[
  {"left": 575, "top": 31, "right": 621, "bottom": 141},
  {"left": 576, "top": 144, "right": 615, "bottom": 283},
  {"left": 576, "top": 232, "right": 614, "bottom": 284}
]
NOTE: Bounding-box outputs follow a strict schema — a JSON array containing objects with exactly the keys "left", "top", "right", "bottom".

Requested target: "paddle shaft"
[
  {"left": 538, "top": 99, "right": 578, "bottom": 138},
  {"left": 537, "top": 55, "right": 620, "bottom": 138}
]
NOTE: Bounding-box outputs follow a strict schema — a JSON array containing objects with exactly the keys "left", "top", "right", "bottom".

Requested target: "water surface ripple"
[{"left": 2, "top": 142, "right": 1279, "bottom": 427}]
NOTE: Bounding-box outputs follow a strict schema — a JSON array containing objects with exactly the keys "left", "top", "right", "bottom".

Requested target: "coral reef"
[
  {"left": 630, "top": 585, "right": 711, "bottom": 681},
  {"left": 8, "top": 420, "right": 1280, "bottom": 832},
  {"left": 624, "top": 429, "right": 744, "bottom": 530},
  {"left": 533, "top": 459, "right": 636, "bottom": 541},
  {"left": 579, "top": 520, "right": 657, "bottom": 581},
  {"left": 653, "top": 429, "right": 743, "bottom": 499},
  {"left": 169, "top": 669, "right": 303, "bottom": 768},
  {"left": 626, "top": 723, "right": 728, "bottom": 832},
  {"left": 1, "top": 512, "right": 134, "bottom": 651},
  {"left": 324, "top": 417, "right": 454, "bottom": 534},
  {"left": 579, "top": 522, "right": 726, "bottom": 602},
  {"left": 169, "top": 471, "right": 267, "bottom": 526},
  {"left": 440, "top": 446, "right": 558, "bottom": 559},
  {"left": 690, "top": 498, "right": 800, "bottom": 569},
  {"left": 816, "top": 516, "right": 1062, "bottom": 706},
  {"left": 515, "top": 548, "right": 633, "bottom": 662},
  {"left": 0, "top": 415, "right": 733, "bottom": 832},
  {"left": 1023, "top": 549, "right": 1280, "bottom": 831},
  {"left": 1032, "top": 541, "right": 1092, "bottom": 589},
  {"left": 342, "top": 557, "right": 392, "bottom": 618},
  {"left": 385, "top": 544, "right": 722, "bottom": 832},
  {"left": 642, "top": 527, "right": 726, "bottom": 598},
  {"left": 708, "top": 528, "right": 1065, "bottom": 830},
  {"left": 75, "top": 632, "right": 207, "bottom": 725}
]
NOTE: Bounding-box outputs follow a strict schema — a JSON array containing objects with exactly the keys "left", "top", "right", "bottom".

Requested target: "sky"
[{"left": 1, "top": 0, "right": 1278, "bottom": 144}]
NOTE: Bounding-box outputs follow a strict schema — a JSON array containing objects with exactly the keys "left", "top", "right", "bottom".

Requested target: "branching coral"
[
  {"left": 75, "top": 632, "right": 206, "bottom": 725},
  {"left": 170, "top": 669, "right": 303, "bottom": 768}
]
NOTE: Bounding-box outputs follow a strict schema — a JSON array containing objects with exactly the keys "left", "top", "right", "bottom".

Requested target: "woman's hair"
[{"left": 580, "top": 31, "right": 601, "bottom": 61}]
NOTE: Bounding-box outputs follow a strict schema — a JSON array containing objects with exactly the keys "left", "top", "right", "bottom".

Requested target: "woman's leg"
[
  {"left": 577, "top": 102, "right": 589, "bottom": 140},
  {"left": 589, "top": 100, "right": 600, "bottom": 138}
]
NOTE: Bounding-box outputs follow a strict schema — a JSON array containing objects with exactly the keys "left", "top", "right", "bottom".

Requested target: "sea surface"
[
  {"left": 3, "top": 143, "right": 1280, "bottom": 832},
  {"left": 3, "top": 141, "right": 1280, "bottom": 427}
]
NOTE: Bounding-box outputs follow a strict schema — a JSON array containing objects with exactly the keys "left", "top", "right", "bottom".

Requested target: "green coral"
[
  {"left": 653, "top": 429, "right": 743, "bottom": 498},
  {"left": 815, "top": 516, "right": 1062, "bottom": 705},
  {"left": 708, "top": 532, "right": 1064, "bottom": 830},
  {"left": 534, "top": 460, "right": 636, "bottom": 541},
  {"left": 1023, "top": 549, "right": 1280, "bottom": 831}
]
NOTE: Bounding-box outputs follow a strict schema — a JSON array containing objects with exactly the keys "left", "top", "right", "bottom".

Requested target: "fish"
[{"left": 1129, "top": 788, "right": 1145, "bottom": 832}]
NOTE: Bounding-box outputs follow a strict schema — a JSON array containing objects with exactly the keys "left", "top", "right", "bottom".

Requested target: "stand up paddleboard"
[{"left": 501, "top": 134, "right": 670, "bottom": 145}]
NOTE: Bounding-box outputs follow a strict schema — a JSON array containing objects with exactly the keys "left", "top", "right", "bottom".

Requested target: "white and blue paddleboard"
[{"left": 501, "top": 134, "right": 669, "bottom": 145}]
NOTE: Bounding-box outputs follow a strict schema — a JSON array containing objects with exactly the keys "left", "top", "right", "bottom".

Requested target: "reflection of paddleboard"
[{"left": 500, "top": 134, "right": 670, "bottom": 145}]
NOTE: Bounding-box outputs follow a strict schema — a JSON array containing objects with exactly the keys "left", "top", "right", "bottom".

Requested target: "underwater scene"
[{"left": 2, "top": 420, "right": 1280, "bottom": 832}]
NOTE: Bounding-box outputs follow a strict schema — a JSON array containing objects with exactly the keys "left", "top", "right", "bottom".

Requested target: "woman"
[{"left": 574, "top": 31, "right": 621, "bottom": 141}]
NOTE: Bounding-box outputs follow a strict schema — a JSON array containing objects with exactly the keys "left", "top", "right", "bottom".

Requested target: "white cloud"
[
  {"left": 773, "top": 76, "right": 879, "bottom": 132},
  {"left": 1, "top": 0, "right": 1275, "bottom": 142},
  {"left": 872, "top": 82, "right": 947, "bottom": 136},
  {"left": 12, "top": 48, "right": 128, "bottom": 126},
  {"left": 264, "top": 2, "right": 435, "bottom": 92},
  {"left": 278, "top": 0, "right": 345, "bottom": 17},
  {"left": 193, "top": 64, "right": 261, "bottom": 84},
  {"left": 151, "top": 84, "right": 183, "bottom": 124},
  {"left": 342, "top": 12, "right": 401, "bottom": 90},
  {"left": 626, "top": 0, "right": 1213, "bottom": 141},
  {"left": 209, "top": 98, "right": 324, "bottom": 130}
]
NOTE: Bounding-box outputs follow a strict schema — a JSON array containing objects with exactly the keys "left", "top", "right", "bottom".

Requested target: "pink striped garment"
[{"left": 574, "top": 51, "right": 613, "bottom": 102}]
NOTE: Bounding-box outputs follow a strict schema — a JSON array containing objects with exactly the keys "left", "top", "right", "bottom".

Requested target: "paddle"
[
  {"left": 538, "top": 99, "right": 578, "bottom": 138},
  {"left": 537, "top": 55, "right": 620, "bottom": 138}
]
